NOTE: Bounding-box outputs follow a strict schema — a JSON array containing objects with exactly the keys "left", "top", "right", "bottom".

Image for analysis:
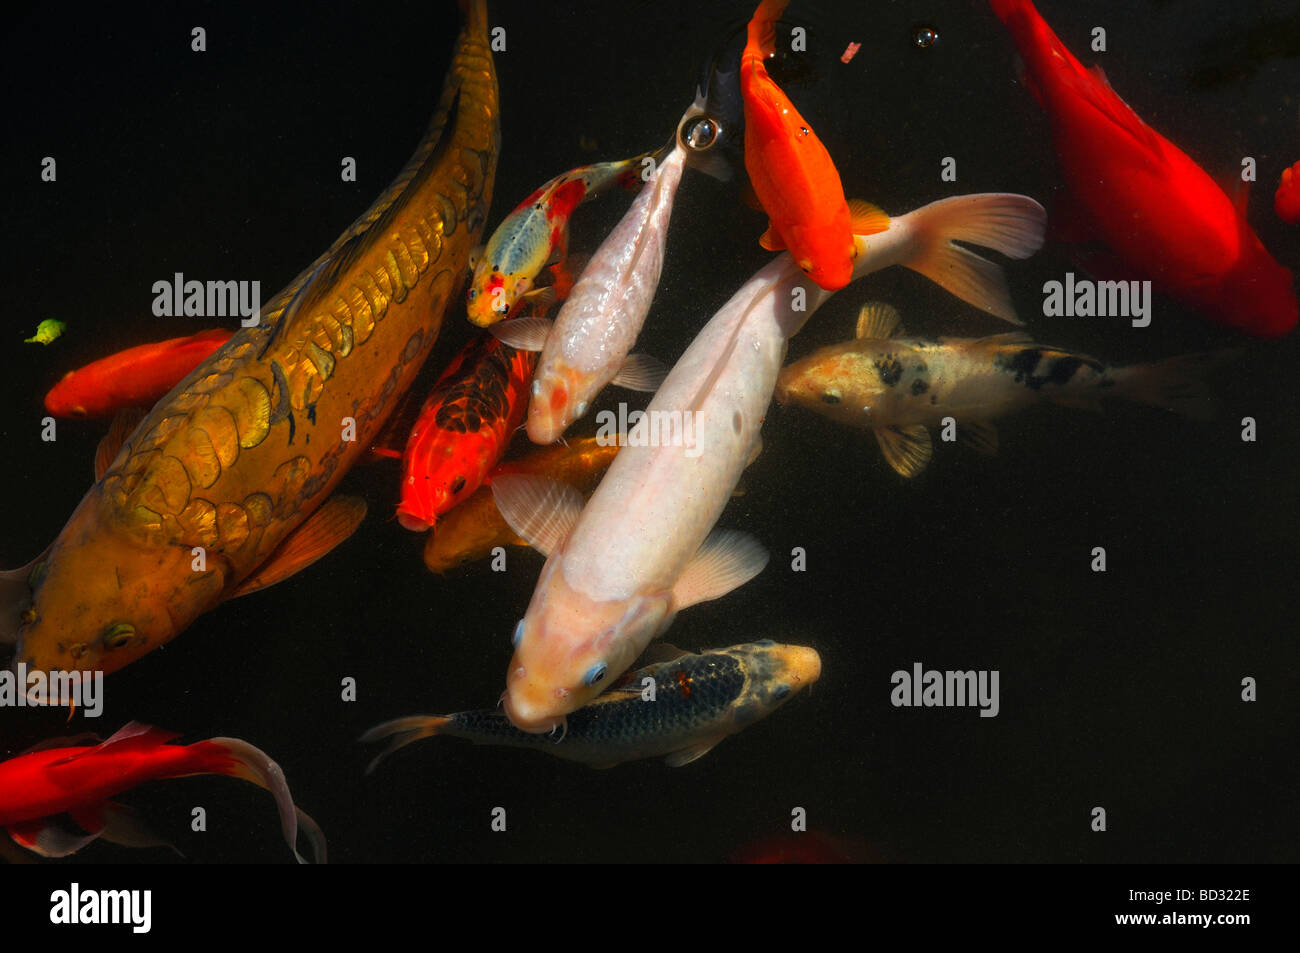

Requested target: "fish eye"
[
  {"left": 103, "top": 623, "right": 135, "bottom": 649},
  {"left": 681, "top": 115, "right": 720, "bottom": 151},
  {"left": 511, "top": 619, "right": 524, "bottom": 647},
  {"left": 583, "top": 663, "right": 608, "bottom": 686},
  {"left": 820, "top": 391, "right": 841, "bottom": 404},
  {"left": 773, "top": 684, "right": 792, "bottom": 700}
]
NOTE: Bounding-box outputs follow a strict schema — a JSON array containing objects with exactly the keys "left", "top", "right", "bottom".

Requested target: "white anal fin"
[
  {"left": 490, "top": 475, "right": 584, "bottom": 558},
  {"left": 489, "top": 316, "right": 552, "bottom": 352},
  {"left": 231, "top": 495, "right": 367, "bottom": 598},
  {"left": 960, "top": 420, "right": 999, "bottom": 456},
  {"left": 94, "top": 407, "right": 147, "bottom": 481},
  {"left": 73, "top": 801, "right": 181, "bottom": 857},
  {"left": 855, "top": 302, "right": 903, "bottom": 340},
  {"left": 875, "top": 425, "right": 933, "bottom": 477},
  {"left": 7, "top": 817, "right": 103, "bottom": 858},
  {"left": 671, "top": 529, "right": 769, "bottom": 611},
  {"left": 610, "top": 353, "right": 667, "bottom": 393},
  {"left": 663, "top": 733, "right": 727, "bottom": 767}
]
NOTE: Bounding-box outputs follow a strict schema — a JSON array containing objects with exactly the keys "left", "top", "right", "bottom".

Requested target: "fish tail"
[
  {"left": 1108, "top": 350, "right": 1241, "bottom": 421},
  {"left": 196, "top": 737, "right": 327, "bottom": 864},
  {"left": 746, "top": 0, "right": 789, "bottom": 62},
  {"left": 900, "top": 193, "right": 1047, "bottom": 324},
  {"left": 359, "top": 716, "right": 453, "bottom": 775}
]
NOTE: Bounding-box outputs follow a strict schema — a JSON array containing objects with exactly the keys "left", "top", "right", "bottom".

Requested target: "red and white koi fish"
[{"left": 466, "top": 153, "right": 657, "bottom": 326}]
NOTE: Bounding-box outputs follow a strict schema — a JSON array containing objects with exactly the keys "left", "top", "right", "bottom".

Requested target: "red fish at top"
[
  {"left": 1276, "top": 162, "right": 1300, "bottom": 225},
  {"left": 741, "top": 0, "right": 872, "bottom": 291},
  {"left": 395, "top": 328, "right": 536, "bottom": 532},
  {"left": 990, "top": 0, "right": 1297, "bottom": 337},
  {"left": 0, "top": 722, "right": 323, "bottom": 862},
  {"left": 44, "top": 327, "right": 234, "bottom": 418}
]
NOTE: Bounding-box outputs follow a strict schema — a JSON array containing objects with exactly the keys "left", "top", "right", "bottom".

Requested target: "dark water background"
[{"left": 1, "top": 0, "right": 1296, "bottom": 863}]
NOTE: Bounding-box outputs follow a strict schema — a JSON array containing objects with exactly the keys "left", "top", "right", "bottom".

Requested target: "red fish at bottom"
[
  {"left": 0, "top": 722, "right": 324, "bottom": 862},
  {"left": 396, "top": 329, "right": 536, "bottom": 532}
]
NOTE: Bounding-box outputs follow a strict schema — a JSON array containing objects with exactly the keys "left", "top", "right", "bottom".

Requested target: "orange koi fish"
[
  {"left": 741, "top": 0, "right": 878, "bottom": 290},
  {"left": 990, "top": 0, "right": 1297, "bottom": 337},
  {"left": 0, "top": 722, "right": 324, "bottom": 862},
  {"left": 395, "top": 329, "right": 536, "bottom": 532},
  {"left": 43, "top": 328, "right": 234, "bottom": 418},
  {"left": 1276, "top": 162, "right": 1300, "bottom": 225},
  {"left": 422, "top": 435, "right": 619, "bottom": 572}
]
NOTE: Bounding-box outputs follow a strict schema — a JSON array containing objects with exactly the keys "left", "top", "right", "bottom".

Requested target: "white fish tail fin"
[
  {"left": 901, "top": 193, "right": 1047, "bottom": 324},
  {"left": 1109, "top": 349, "right": 1242, "bottom": 421},
  {"left": 208, "top": 736, "right": 327, "bottom": 864},
  {"left": 359, "top": 716, "right": 453, "bottom": 776}
]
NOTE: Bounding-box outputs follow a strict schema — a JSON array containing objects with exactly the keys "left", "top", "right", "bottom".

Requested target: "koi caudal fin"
[
  {"left": 359, "top": 716, "right": 453, "bottom": 775},
  {"left": 202, "top": 737, "right": 327, "bottom": 864},
  {"left": 1107, "top": 350, "right": 1241, "bottom": 422},
  {"left": 898, "top": 193, "right": 1047, "bottom": 324}
]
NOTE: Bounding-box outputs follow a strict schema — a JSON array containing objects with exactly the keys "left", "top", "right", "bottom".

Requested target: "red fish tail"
[
  {"left": 745, "top": 0, "right": 789, "bottom": 65},
  {"left": 989, "top": 0, "right": 1090, "bottom": 89},
  {"left": 188, "top": 738, "right": 326, "bottom": 864}
]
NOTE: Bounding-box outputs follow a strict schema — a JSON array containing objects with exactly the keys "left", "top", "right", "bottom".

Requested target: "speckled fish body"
[
  {"left": 5, "top": 0, "right": 500, "bottom": 678},
  {"left": 466, "top": 154, "right": 652, "bottom": 325},
  {"left": 364, "top": 641, "right": 821, "bottom": 768}
]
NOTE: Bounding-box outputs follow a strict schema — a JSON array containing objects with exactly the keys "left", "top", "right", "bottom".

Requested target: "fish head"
[
  {"left": 775, "top": 345, "right": 880, "bottom": 424},
  {"left": 524, "top": 361, "right": 586, "bottom": 445},
  {"left": 43, "top": 372, "right": 95, "bottom": 418},
  {"left": 725, "top": 640, "right": 822, "bottom": 728},
  {"left": 467, "top": 264, "right": 532, "bottom": 327},
  {"left": 11, "top": 496, "right": 222, "bottom": 679},
  {"left": 785, "top": 225, "right": 855, "bottom": 292},
  {"left": 503, "top": 559, "right": 671, "bottom": 733}
]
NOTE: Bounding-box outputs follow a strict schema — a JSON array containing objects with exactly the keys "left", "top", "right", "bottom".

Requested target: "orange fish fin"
[
  {"left": 759, "top": 224, "right": 787, "bottom": 251},
  {"left": 847, "top": 199, "right": 891, "bottom": 237},
  {"left": 875, "top": 425, "right": 933, "bottom": 478},
  {"left": 231, "top": 495, "right": 367, "bottom": 599},
  {"left": 490, "top": 475, "right": 584, "bottom": 558},
  {"left": 94, "top": 407, "right": 147, "bottom": 481},
  {"left": 855, "top": 302, "right": 903, "bottom": 340}
]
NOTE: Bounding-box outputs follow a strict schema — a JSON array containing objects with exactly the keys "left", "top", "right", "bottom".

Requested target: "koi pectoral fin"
[
  {"left": 672, "top": 529, "right": 769, "bottom": 611},
  {"left": 759, "top": 224, "right": 787, "bottom": 251},
  {"left": 876, "top": 425, "right": 933, "bottom": 478},
  {"left": 230, "top": 495, "right": 367, "bottom": 599},
  {"left": 610, "top": 353, "right": 668, "bottom": 393},
  {"left": 490, "top": 475, "right": 584, "bottom": 558},
  {"left": 489, "top": 316, "right": 552, "bottom": 352},
  {"left": 663, "top": 733, "right": 727, "bottom": 767}
]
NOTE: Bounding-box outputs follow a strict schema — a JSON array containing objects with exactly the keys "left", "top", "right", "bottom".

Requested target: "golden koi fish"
[{"left": 2, "top": 0, "right": 500, "bottom": 678}]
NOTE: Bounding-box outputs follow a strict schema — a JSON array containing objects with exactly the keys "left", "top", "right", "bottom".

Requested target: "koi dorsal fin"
[
  {"left": 855, "top": 302, "right": 903, "bottom": 340},
  {"left": 47, "top": 722, "right": 180, "bottom": 767}
]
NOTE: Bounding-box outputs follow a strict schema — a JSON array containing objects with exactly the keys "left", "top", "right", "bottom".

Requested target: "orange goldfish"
[
  {"left": 44, "top": 328, "right": 233, "bottom": 418},
  {"left": 741, "top": 0, "right": 879, "bottom": 290}
]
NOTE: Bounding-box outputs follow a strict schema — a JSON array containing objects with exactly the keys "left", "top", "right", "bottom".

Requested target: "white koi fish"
[
  {"left": 490, "top": 140, "right": 687, "bottom": 446},
  {"left": 492, "top": 193, "right": 1046, "bottom": 733}
]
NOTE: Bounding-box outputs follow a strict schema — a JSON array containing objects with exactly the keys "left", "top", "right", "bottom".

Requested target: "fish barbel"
[
  {"left": 362, "top": 641, "right": 821, "bottom": 769},
  {"left": 3, "top": 0, "right": 500, "bottom": 678}
]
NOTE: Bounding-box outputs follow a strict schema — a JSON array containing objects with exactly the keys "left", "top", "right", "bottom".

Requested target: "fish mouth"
[{"left": 782, "top": 646, "right": 822, "bottom": 686}]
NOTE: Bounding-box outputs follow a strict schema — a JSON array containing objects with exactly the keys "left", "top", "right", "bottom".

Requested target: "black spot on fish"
[
  {"left": 821, "top": 392, "right": 841, "bottom": 404},
  {"left": 1047, "top": 356, "right": 1086, "bottom": 386},
  {"left": 874, "top": 356, "right": 904, "bottom": 387},
  {"left": 307, "top": 403, "right": 318, "bottom": 425},
  {"left": 930, "top": 394, "right": 937, "bottom": 404},
  {"left": 450, "top": 475, "right": 466, "bottom": 495},
  {"left": 287, "top": 411, "right": 296, "bottom": 444},
  {"left": 910, "top": 377, "right": 929, "bottom": 396}
]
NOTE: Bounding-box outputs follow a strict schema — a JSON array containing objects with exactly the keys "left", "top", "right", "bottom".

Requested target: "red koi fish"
[
  {"left": 990, "top": 0, "right": 1297, "bottom": 337},
  {"left": 395, "top": 329, "right": 536, "bottom": 531},
  {"left": 44, "top": 327, "right": 234, "bottom": 418},
  {"left": 0, "top": 722, "right": 324, "bottom": 862},
  {"left": 741, "top": 0, "right": 881, "bottom": 290},
  {"left": 1276, "top": 162, "right": 1300, "bottom": 225}
]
